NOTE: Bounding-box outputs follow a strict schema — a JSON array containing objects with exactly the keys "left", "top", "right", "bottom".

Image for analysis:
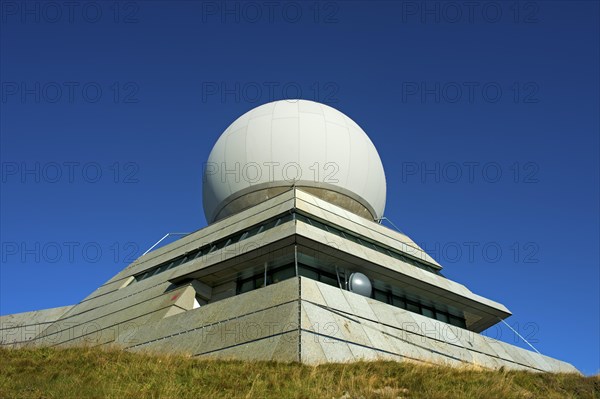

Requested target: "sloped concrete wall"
[
  {"left": 0, "top": 278, "right": 579, "bottom": 374},
  {"left": 117, "top": 277, "right": 301, "bottom": 363},
  {"left": 299, "top": 278, "right": 579, "bottom": 373},
  {"left": 0, "top": 305, "right": 74, "bottom": 347}
]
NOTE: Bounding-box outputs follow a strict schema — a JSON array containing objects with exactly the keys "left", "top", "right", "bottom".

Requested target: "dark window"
[
  {"left": 320, "top": 274, "right": 338, "bottom": 288},
  {"left": 391, "top": 296, "right": 406, "bottom": 309},
  {"left": 238, "top": 279, "right": 254, "bottom": 294},
  {"left": 374, "top": 290, "right": 388, "bottom": 302},
  {"left": 406, "top": 302, "right": 420, "bottom": 313},
  {"left": 435, "top": 312, "right": 449, "bottom": 323},
  {"left": 272, "top": 266, "right": 295, "bottom": 283},
  {"left": 299, "top": 265, "right": 319, "bottom": 280},
  {"left": 449, "top": 315, "right": 466, "bottom": 328},
  {"left": 165, "top": 261, "right": 178, "bottom": 270}
]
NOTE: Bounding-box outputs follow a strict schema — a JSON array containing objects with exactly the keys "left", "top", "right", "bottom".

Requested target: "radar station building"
[{"left": 0, "top": 100, "right": 578, "bottom": 373}]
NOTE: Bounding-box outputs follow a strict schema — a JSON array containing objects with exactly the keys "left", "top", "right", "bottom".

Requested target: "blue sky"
[{"left": 1, "top": 1, "right": 598, "bottom": 375}]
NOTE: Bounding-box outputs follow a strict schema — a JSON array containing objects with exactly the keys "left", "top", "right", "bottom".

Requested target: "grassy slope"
[{"left": 0, "top": 347, "right": 597, "bottom": 399}]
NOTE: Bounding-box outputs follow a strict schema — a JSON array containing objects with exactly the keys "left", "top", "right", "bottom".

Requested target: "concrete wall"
[
  {"left": 119, "top": 277, "right": 301, "bottom": 363},
  {"left": 0, "top": 278, "right": 579, "bottom": 373},
  {"left": 298, "top": 278, "right": 579, "bottom": 373},
  {"left": 0, "top": 305, "right": 74, "bottom": 347}
]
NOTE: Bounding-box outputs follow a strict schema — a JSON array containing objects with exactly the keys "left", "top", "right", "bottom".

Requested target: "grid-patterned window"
[
  {"left": 294, "top": 212, "right": 440, "bottom": 275},
  {"left": 132, "top": 212, "right": 295, "bottom": 284}
]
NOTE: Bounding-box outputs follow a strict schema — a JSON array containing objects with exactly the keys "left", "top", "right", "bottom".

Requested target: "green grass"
[{"left": 0, "top": 346, "right": 597, "bottom": 399}]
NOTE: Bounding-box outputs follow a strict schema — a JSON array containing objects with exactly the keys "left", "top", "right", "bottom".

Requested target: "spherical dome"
[{"left": 202, "top": 99, "right": 386, "bottom": 224}]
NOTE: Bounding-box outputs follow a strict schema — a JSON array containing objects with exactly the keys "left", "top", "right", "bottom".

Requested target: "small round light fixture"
[{"left": 348, "top": 272, "right": 372, "bottom": 298}]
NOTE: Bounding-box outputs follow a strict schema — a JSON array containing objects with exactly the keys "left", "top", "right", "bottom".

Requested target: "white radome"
[{"left": 202, "top": 99, "right": 386, "bottom": 223}]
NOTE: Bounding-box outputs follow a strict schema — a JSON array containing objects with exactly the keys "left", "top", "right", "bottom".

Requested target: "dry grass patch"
[{"left": 0, "top": 346, "right": 597, "bottom": 398}]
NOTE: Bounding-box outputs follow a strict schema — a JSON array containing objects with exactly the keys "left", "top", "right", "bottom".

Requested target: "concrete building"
[{"left": 0, "top": 100, "right": 579, "bottom": 373}]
